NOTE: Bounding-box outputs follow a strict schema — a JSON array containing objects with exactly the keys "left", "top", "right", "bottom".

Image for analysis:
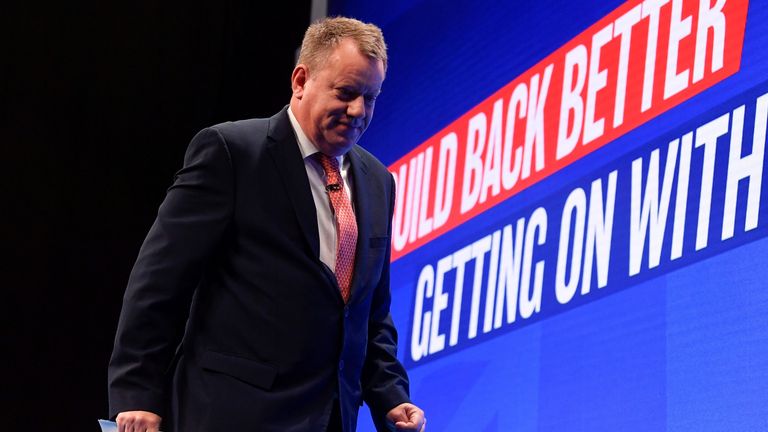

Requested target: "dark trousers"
[{"left": 326, "top": 398, "right": 343, "bottom": 432}]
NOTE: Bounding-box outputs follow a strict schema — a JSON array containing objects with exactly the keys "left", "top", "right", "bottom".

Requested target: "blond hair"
[{"left": 297, "top": 16, "right": 387, "bottom": 74}]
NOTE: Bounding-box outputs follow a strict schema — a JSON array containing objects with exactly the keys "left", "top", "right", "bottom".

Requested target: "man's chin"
[
  {"left": 319, "top": 139, "right": 355, "bottom": 156},
  {"left": 334, "top": 134, "right": 359, "bottom": 148}
]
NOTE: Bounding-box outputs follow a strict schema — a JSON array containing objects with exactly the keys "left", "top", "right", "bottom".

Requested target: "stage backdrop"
[{"left": 329, "top": 0, "right": 768, "bottom": 430}]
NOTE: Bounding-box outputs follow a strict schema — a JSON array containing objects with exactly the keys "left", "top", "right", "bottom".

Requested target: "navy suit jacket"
[{"left": 108, "top": 107, "right": 410, "bottom": 432}]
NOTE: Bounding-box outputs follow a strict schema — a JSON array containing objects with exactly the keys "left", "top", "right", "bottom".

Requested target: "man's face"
[{"left": 291, "top": 39, "right": 385, "bottom": 156}]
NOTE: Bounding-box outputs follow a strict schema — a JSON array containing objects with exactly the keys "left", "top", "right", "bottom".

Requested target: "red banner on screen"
[{"left": 389, "top": 0, "right": 748, "bottom": 262}]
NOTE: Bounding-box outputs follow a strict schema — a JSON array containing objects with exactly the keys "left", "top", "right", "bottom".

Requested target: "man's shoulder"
[
  {"left": 203, "top": 108, "right": 289, "bottom": 147},
  {"left": 207, "top": 118, "right": 269, "bottom": 143},
  {"left": 351, "top": 144, "right": 390, "bottom": 178}
]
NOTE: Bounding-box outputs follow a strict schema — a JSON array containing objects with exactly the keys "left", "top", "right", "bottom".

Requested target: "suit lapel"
[
  {"left": 265, "top": 109, "right": 376, "bottom": 304},
  {"left": 265, "top": 108, "right": 320, "bottom": 259},
  {"left": 347, "top": 146, "right": 370, "bottom": 304}
]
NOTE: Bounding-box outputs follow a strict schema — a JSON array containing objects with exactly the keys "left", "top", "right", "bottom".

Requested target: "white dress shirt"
[{"left": 287, "top": 107, "right": 354, "bottom": 272}]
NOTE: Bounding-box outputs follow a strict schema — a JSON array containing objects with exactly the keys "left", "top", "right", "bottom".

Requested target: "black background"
[{"left": 5, "top": 1, "right": 311, "bottom": 429}]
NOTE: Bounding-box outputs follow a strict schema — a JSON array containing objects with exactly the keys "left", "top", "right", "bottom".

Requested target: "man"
[{"left": 108, "top": 16, "right": 426, "bottom": 432}]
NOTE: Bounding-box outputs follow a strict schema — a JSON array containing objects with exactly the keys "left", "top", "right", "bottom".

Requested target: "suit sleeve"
[
  {"left": 107, "top": 127, "right": 233, "bottom": 418},
  {"left": 361, "top": 173, "right": 411, "bottom": 422}
]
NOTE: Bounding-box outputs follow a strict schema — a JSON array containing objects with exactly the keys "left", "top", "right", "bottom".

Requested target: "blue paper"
[{"left": 97, "top": 420, "right": 117, "bottom": 432}]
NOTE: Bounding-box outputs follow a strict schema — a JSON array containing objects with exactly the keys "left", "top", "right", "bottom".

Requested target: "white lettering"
[
  {"left": 523, "top": 64, "right": 554, "bottom": 178},
  {"left": 641, "top": 0, "right": 669, "bottom": 111},
  {"left": 434, "top": 133, "right": 458, "bottom": 230},
  {"left": 557, "top": 45, "right": 588, "bottom": 159},
  {"left": 520, "top": 207, "right": 547, "bottom": 318},
  {"left": 723, "top": 98, "right": 766, "bottom": 239},
  {"left": 693, "top": 0, "right": 726, "bottom": 83},
  {"left": 461, "top": 113, "right": 487, "bottom": 214},
  {"left": 584, "top": 23, "right": 613, "bottom": 144},
  {"left": 694, "top": 112, "right": 729, "bottom": 250},
  {"left": 664, "top": 0, "right": 692, "bottom": 100}
]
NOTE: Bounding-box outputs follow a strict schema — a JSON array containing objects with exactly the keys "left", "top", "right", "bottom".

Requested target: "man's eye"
[{"left": 338, "top": 89, "right": 356, "bottom": 100}]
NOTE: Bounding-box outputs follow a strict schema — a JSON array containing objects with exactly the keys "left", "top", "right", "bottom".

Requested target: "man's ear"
[{"left": 291, "top": 65, "right": 309, "bottom": 99}]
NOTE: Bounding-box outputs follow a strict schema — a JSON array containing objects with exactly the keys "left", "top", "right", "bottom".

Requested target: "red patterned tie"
[{"left": 315, "top": 153, "right": 357, "bottom": 303}]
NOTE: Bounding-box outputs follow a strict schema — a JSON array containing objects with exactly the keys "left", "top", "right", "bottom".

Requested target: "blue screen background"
[{"left": 328, "top": 0, "right": 768, "bottom": 430}]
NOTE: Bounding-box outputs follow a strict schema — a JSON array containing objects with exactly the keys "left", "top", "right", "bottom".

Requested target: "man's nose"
[{"left": 347, "top": 96, "right": 365, "bottom": 119}]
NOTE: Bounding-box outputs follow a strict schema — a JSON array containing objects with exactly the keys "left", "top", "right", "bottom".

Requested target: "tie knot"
[
  {"left": 313, "top": 152, "right": 340, "bottom": 174},
  {"left": 313, "top": 153, "right": 343, "bottom": 189}
]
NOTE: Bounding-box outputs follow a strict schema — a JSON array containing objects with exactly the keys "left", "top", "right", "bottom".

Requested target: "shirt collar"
[{"left": 287, "top": 107, "right": 344, "bottom": 166}]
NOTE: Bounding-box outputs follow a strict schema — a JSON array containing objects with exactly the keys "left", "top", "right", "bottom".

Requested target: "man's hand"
[
  {"left": 386, "top": 402, "right": 426, "bottom": 431},
  {"left": 115, "top": 410, "right": 162, "bottom": 432}
]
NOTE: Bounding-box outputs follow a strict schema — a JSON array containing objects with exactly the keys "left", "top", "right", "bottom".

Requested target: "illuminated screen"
[{"left": 328, "top": 0, "right": 768, "bottom": 430}]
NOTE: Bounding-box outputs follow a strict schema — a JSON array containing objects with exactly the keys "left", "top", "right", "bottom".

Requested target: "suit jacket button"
[
  {"left": 344, "top": 307, "right": 350, "bottom": 318},
  {"left": 339, "top": 360, "right": 344, "bottom": 371}
]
